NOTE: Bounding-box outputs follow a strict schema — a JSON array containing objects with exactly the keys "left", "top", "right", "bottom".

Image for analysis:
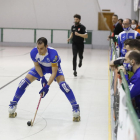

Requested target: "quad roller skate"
[
  {"left": 9, "top": 101, "right": 17, "bottom": 118},
  {"left": 72, "top": 104, "right": 80, "bottom": 122}
]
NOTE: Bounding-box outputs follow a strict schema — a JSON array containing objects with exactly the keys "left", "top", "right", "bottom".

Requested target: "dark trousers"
[{"left": 72, "top": 43, "right": 84, "bottom": 71}]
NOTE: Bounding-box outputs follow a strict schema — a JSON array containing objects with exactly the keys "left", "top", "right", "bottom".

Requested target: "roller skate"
[
  {"left": 8, "top": 101, "right": 17, "bottom": 118},
  {"left": 72, "top": 104, "right": 80, "bottom": 122}
]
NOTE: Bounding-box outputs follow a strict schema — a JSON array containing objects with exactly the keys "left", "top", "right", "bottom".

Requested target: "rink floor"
[{"left": 0, "top": 46, "right": 109, "bottom": 140}]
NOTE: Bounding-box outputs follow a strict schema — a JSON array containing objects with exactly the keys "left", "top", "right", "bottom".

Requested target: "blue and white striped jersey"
[
  {"left": 30, "top": 46, "right": 61, "bottom": 67},
  {"left": 118, "top": 28, "right": 140, "bottom": 57}
]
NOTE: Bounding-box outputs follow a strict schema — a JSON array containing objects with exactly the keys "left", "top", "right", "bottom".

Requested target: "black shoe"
[
  {"left": 73, "top": 71, "right": 77, "bottom": 77},
  {"left": 78, "top": 59, "right": 82, "bottom": 67}
]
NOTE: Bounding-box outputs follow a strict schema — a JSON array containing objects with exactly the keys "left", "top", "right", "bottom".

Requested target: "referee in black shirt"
[{"left": 68, "top": 14, "right": 88, "bottom": 77}]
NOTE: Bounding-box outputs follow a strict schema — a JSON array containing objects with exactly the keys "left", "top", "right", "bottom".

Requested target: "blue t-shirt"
[
  {"left": 30, "top": 46, "right": 61, "bottom": 68},
  {"left": 125, "top": 67, "right": 140, "bottom": 109}
]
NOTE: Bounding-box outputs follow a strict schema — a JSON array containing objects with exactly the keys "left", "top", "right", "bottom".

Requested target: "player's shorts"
[{"left": 28, "top": 63, "right": 64, "bottom": 81}]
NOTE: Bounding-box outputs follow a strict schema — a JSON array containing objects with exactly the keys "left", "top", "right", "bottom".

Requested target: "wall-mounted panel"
[
  {"left": 36, "top": 30, "right": 51, "bottom": 43},
  {"left": 53, "top": 30, "right": 68, "bottom": 43},
  {"left": 3, "top": 29, "right": 34, "bottom": 42}
]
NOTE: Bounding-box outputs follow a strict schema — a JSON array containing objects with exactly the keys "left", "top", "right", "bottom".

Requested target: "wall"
[
  {"left": 131, "top": 0, "right": 139, "bottom": 21},
  {"left": 0, "top": 0, "right": 135, "bottom": 48},
  {"left": 0, "top": 0, "right": 134, "bottom": 30},
  {"left": 92, "top": 30, "right": 110, "bottom": 49},
  {"left": 98, "top": 0, "right": 132, "bottom": 20},
  {"left": 0, "top": 28, "right": 110, "bottom": 49},
  {"left": 0, "top": 0, "right": 100, "bottom": 30}
]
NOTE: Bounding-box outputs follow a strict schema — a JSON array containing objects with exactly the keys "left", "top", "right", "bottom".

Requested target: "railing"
[
  {"left": 0, "top": 28, "right": 92, "bottom": 44},
  {"left": 110, "top": 38, "right": 140, "bottom": 140}
]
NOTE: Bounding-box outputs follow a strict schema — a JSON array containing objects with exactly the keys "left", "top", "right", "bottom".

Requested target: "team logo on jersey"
[
  {"left": 122, "top": 35, "right": 126, "bottom": 41},
  {"left": 53, "top": 56, "right": 58, "bottom": 62},
  {"left": 78, "top": 28, "right": 80, "bottom": 31},
  {"left": 47, "top": 58, "right": 50, "bottom": 62},
  {"left": 73, "top": 28, "right": 75, "bottom": 30}
]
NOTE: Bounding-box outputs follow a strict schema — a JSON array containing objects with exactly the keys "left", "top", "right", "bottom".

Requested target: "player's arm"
[
  {"left": 136, "top": 32, "right": 140, "bottom": 37},
  {"left": 68, "top": 26, "right": 74, "bottom": 42},
  {"left": 75, "top": 26, "right": 88, "bottom": 38},
  {"left": 47, "top": 63, "right": 58, "bottom": 86},
  {"left": 118, "top": 35, "right": 122, "bottom": 56},
  {"left": 33, "top": 61, "right": 44, "bottom": 77},
  {"left": 38, "top": 63, "right": 58, "bottom": 98},
  {"left": 118, "top": 35, "right": 122, "bottom": 50},
  {"left": 76, "top": 33, "right": 88, "bottom": 38},
  {"left": 68, "top": 32, "right": 73, "bottom": 42}
]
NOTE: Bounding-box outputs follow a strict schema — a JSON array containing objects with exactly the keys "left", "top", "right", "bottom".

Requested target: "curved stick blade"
[{"left": 31, "top": 119, "right": 33, "bottom": 126}]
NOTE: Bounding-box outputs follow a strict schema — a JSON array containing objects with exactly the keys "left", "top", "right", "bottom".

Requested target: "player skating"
[{"left": 8, "top": 37, "right": 80, "bottom": 122}]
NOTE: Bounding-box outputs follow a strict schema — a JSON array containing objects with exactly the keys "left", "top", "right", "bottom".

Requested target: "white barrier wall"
[
  {"left": 2, "top": 29, "right": 69, "bottom": 43},
  {"left": 36, "top": 30, "right": 51, "bottom": 43},
  {"left": 117, "top": 81, "right": 136, "bottom": 140},
  {"left": 0, "top": 28, "right": 110, "bottom": 49},
  {"left": 3, "top": 29, "right": 34, "bottom": 42},
  {"left": 92, "top": 30, "right": 110, "bottom": 46},
  {"left": 53, "top": 30, "right": 68, "bottom": 43},
  {"left": 0, "top": 29, "right": 1, "bottom": 42}
]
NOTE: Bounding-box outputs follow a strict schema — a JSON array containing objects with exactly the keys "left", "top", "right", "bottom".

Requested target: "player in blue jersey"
[
  {"left": 118, "top": 18, "right": 140, "bottom": 57},
  {"left": 8, "top": 37, "right": 80, "bottom": 122},
  {"left": 118, "top": 51, "right": 140, "bottom": 118}
]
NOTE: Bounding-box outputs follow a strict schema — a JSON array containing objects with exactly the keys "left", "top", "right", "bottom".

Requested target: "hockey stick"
[
  {"left": 27, "top": 84, "right": 46, "bottom": 127},
  {"left": 30, "top": 93, "right": 43, "bottom": 126}
]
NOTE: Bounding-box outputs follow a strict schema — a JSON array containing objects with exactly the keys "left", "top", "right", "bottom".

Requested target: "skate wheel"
[
  {"left": 73, "top": 116, "right": 80, "bottom": 122},
  {"left": 9, "top": 112, "right": 17, "bottom": 118},
  {"left": 15, "top": 112, "right": 17, "bottom": 117}
]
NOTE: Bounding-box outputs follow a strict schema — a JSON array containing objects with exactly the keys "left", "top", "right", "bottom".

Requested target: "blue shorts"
[{"left": 28, "top": 64, "right": 64, "bottom": 81}]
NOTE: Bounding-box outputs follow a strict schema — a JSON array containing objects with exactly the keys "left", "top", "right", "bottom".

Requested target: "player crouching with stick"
[{"left": 8, "top": 37, "right": 80, "bottom": 122}]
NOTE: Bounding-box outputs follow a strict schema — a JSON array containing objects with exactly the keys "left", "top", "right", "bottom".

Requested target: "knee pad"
[
  {"left": 59, "top": 81, "right": 71, "bottom": 93},
  {"left": 18, "top": 78, "right": 31, "bottom": 90}
]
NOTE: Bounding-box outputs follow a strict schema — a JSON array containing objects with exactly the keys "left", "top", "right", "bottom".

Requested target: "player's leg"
[
  {"left": 56, "top": 75, "right": 77, "bottom": 105},
  {"left": 72, "top": 44, "right": 78, "bottom": 76},
  {"left": 78, "top": 44, "right": 84, "bottom": 67},
  {"left": 56, "top": 75, "right": 80, "bottom": 121},
  {"left": 9, "top": 68, "right": 39, "bottom": 118}
]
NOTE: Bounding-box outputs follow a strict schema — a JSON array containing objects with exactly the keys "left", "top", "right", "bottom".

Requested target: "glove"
[
  {"left": 39, "top": 85, "right": 49, "bottom": 98},
  {"left": 41, "top": 76, "right": 47, "bottom": 87}
]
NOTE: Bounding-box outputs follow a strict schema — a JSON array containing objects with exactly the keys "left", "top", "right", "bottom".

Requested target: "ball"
[{"left": 27, "top": 121, "right": 31, "bottom": 126}]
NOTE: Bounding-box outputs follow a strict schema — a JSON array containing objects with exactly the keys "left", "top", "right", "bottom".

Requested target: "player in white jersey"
[{"left": 8, "top": 37, "right": 80, "bottom": 122}]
